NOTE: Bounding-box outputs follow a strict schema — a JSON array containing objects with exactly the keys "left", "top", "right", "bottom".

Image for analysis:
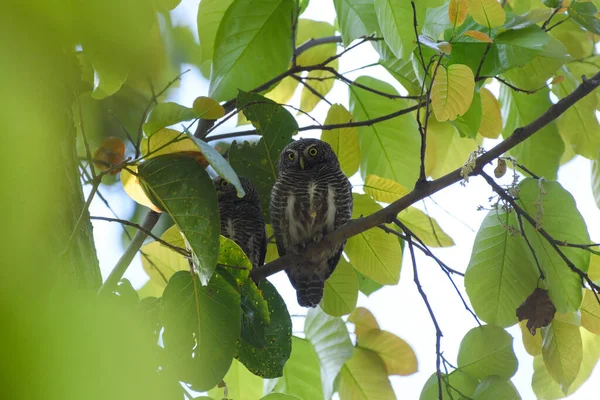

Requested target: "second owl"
[{"left": 270, "top": 138, "right": 352, "bottom": 307}]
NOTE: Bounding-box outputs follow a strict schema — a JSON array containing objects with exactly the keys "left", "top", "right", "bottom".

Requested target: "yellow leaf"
[
  {"left": 463, "top": 30, "right": 493, "bottom": 43},
  {"left": 192, "top": 96, "right": 225, "bottom": 120},
  {"left": 357, "top": 329, "right": 418, "bottom": 376},
  {"left": 320, "top": 259, "right": 359, "bottom": 317},
  {"left": 338, "top": 348, "right": 395, "bottom": 400},
  {"left": 121, "top": 164, "right": 162, "bottom": 212},
  {"left": 449, "top": 0, "right": 469, "bottom": 27},
  {"left": 300, "top": 60, "right": 338, "bottom": 112},
  {"left": 364, "top": 174, "right": 410, "bottom": 204},
  {"left": 348, "top": 307, "right": 380, "bottom": 336},
  {"left": 589, "top": 254, "right": 600, "bottom": 282},
  {"left": 140, "top": 225, "right": 188, "bottom": 296},
  {"left": 581, "top": 289, "right": 600, "bottom": 334},
  {"left": 478, "top": 88, "right": 502, "bottom": 138},
  {"left": 397, "top": 206, "right": 454, "bottom": 247},
  {"left": 431, "top": 64, "right": 475, "bottom": 121},
  {"left": 264, "top": 224, "right": 279, "bottom": 264},
  {"left": 438, "top": 42, "right": 453, "bottom": 54},
  {"left": 266, "top": 75, "right": 299, "bottom": 105},
  {"left": 296, "top": 19, "right": 336, "bottom": 66},
  {"left": 140, "top": 128, "right": 208, "bottom": 167},
  {"left": 321, "top": 104, "right": 360, "bottom": 177},
  {"left": 467, "top": 0, "right": 506, "bottom": 28},
  {"left": 519, "top": 320, "right": 542, "bottom": 356},
  {"left": 425, "top": 119, "right": 478, "bottom": 179}
]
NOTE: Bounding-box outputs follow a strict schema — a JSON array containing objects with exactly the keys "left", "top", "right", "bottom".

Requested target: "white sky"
[{"left": 88, "top": 1, "right": 600, "bottom": 398}]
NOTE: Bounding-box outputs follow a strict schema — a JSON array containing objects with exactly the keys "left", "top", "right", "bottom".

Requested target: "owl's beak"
[{"left": 299, "top": 157, "right": 305, "bottom": 170}]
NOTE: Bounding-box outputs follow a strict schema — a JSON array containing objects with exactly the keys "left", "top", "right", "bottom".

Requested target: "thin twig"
[
  {"left": 98, "top": 211, "right": 162, "bottom": 296},
  {"left": 74, "top": 91, "right": 96, "bottom": 179},
  {"left": 545, "top": 15, "right": 570, "bottom": 32},
  {"left": 407, "top": 235, "right": 443, "bottom": 400},
  {"left": 90, "top": 216, "right": 190, "bottom": 257},
  {"left": 292, "top": 75, "right": 332, "bottom": 105},
  {"left": 475, "top": 43, "right": 492, "bottom": 80},
  {"left": 411, "top": 1, "right": 429, "bottom": 80},
  {"left": 541, "top": 6, "right": 562, "bottom": 31},
  {"left": 477, "top": 76, "right": 548, "bottom": 95}
]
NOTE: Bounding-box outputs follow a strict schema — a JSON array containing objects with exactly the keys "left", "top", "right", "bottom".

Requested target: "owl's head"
[
  {"left": 213, "top": 176, "right": 260, "bottom": 206},
  {"left": 277, "top": 139, "right": 338, "bottom": 172}
]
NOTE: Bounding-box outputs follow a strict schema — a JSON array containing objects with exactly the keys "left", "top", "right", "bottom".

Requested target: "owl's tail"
[{"left": 295, "top": 278, "right": 324, "bottom": 308}]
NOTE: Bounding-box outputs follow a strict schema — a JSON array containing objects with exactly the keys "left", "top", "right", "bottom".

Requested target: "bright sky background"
[{"left": 88, "top": 1, "right": 600, "bottom": 398}]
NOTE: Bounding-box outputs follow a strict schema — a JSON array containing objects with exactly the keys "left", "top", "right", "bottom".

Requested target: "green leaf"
[
  {"left": 185, "top": 131, "right": 246, "bottom": 198},
  {"left": 533, "top": 328, "right": 600, "bottom": 398},
  {"left": 550, "top": 19, "right": 594, "bottom": 60},
  {"left": 356, "top": 269, "right": 385, "bottom": 296},
  {"left": 349, "top": 76, "right": 420, "bottom": 188},
  {"left": 207, "top": 359, "right": 263, "bottom": 400},
  {"left": 197, "top": 0, "right": 235, "bottom": 63},
  {"left": 541, "top": 316, "right": 583, "bottom": 393},
  {"left": 396, "top": 206, "right": 454, "bottom": 248},
  {"left": 345, "top": 194, "right": 402, "bottom": 285},
  {"left": 457, "top": 325, "right": 518, "bottom": 380},
  {"left": 138, "top": 154, "right": 220, "bottom": 285},
  {"left": 229, "top": 92, "right": 298, "bottom": 222},
  {"left": 338, "top": 347, "right": 395, "bottom": 400},
  {"left": 552, "top": 68, "right": 600, "bottom": 160},
  {"left": 499, "top": 86, "right": 564, "bottom": 180},
  {"left": 422, "top": 4, "right": 451, "bottom": 39},
  {"left": 380, "top": 53, "right": 423, "bottom": 96},
  {"left": 209, "top": 0, "right": 295, "bottom": 101},
  {"left": 236, "top": 280, "right": 292, "bottom": 378},
  {"left": 333, "top": 0, "right": 381, "bottom": 46},
  {"left": 451, "top": 91, "right": 482, "bottom": 139},
  {"left": 305, "top": 307, "right": 354, "bottom": 399},
  {"left": 321, "top": 104, "right": 361, "bottom": 177},
  {"left": 472, "top": 376, "right": 521, "bottom": 400},
  {"left": 261, "top": 394, "right": 301, "bottom": 400},
  {"left": 570, "top": 1, "right": 600, "bottom": 35},
  {"left": 501, "top": 35, "right": 571, "bottom": 91},
  {"left": 357, "top": 329, "right": 418, "bottom": 376},
  {"left": 519, "top": 320, "right": 542, "bottom": 356},
  {"left": 517, "top": 179, "right": 590, "bottom": 313},
  {"left": 425, "top": 119, "right": 478, "bottom": 179},
  {"left": 86, "top": 51, "right": 128, "bottom": 100},
  {"left": 143, "top": 102, "right": 197, "bottom": 136},
  {"left": 420, "top": 370, "right": 478, "bottom": 400},
  {"left": 153, "top": 0, "right": 182, "bottom": 11},
  {"left": 161, "top": 271, "right": 241, "bottom": 391},
  {"left": 374, "top": 0, "right": 415, "bottom": 59},
  {"left": 320, "top": 258, "right": 359, "bottom": 316},
  {"left": 465, "top": 209, "right": 539, "bottom": 327},
  {"left": 267, "top": 337, "right": 324, "bottom": 400}
]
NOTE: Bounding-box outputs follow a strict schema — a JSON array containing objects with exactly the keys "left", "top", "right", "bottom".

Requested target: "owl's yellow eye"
[
  {"left": 287, "top": 152, "right": 295, "bottom": 160},
  {"left": 221, "top": 180, "right": 229, "bottom": 187},
  {"left": 308, "top": 147, "right": 318, "bottom": 156}
]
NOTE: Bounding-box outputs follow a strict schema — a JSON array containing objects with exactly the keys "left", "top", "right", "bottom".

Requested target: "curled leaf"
[
  {"left": 494, "top": 158, "right": 507, "bottom": 178},
  {"left": 517, "top": 288, "right": 557, "bottom": 335}
]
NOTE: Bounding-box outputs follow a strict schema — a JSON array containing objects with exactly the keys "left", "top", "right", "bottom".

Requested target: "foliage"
[{"left": 8, "top": 0, "right": 600, "bottom": 399}]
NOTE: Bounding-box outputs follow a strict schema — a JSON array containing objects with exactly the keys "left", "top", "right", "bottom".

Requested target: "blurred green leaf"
[
  {"left": 569, "top": 1, "right": 600, "bottom": 35},
  {"left": 333, "top": 0, "right": 380, "bottom": 46},
  {"left": 517, "top": 179, "right": 590, "bottom": 313},
  {"left": 229, "top": 92, "right": 298, "bottom": 222},
  {"left": 457, "top": 325, "right": 518, "bottom": 380},
  {"left": 338, "top": 347, "right": 395, "bottom": 399},
  {"left": 160, "top": 271, "right": 241, "bottom": 391},
  {"left": 210, "top": 0, "right": 295, "bottom": 100},
  {"left": 541, "top": 315, "right": 583, "bottom": 393},
  {"left": 472, "top": 376, "right": 521, "bottom": 400},
  {"left": 465, "top": 209, "right": 539, "bottom": 327},
  {"left": 305, "top": 307, "right": 354, "bottom": 399},
  {"left": 138, "top": 154, "right": 220, "bottom": 284},
  {"left": 207, "top": 359, "right": 263, "bottom": 400},
  {"left": 349, "top": 76, "right": 420, "bottom": 188},
  {"left": 197, "top": 0, "right": 235, "bottom": 63},
  {"left": 357, "top": 329, "right": 418, "bottom": 376},
  {"left": 267, "top": 337, "right": 324, "bottom": 399},
  {"left": 420, "top": 369, "right": 478, "bottom": 400},
  {"left": 237, "top": 280, "right": 292, "bottom": 378},
  {"left": 321, "top": 104, "right": 361, "bottom": 177},
  {"left": 143, "top": 102, "right": 197, "bottom": 136},
  {"left": 425, "top": 119, "right": 478, "bottom": 179}
]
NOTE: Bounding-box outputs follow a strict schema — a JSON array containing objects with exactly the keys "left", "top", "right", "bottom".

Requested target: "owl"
[
  {"left": 214, "top": 176, "right": 267, "bottom": 269},
  {"left": 270, "top": 139, "right": 353, "bottom": 307}
]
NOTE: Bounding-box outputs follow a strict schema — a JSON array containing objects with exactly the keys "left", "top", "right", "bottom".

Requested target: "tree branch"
[
  {"left": 295, "top": 35, "right": 343, "bottom": 57},
  {"left": 97, "top": 210, "right": 161, "bottom": 296},
  {"left": 249, "top": 71, "right": 600, "bottom": 283}
]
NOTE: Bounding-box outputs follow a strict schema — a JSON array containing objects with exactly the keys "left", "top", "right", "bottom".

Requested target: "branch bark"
[{"left": 249, "top": 71, "right": 600, "bottom": 283}]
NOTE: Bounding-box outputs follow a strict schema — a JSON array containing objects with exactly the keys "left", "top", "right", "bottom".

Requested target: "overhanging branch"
[{"left": 249, "top": 71, "right": 600, "bottom": 283}]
